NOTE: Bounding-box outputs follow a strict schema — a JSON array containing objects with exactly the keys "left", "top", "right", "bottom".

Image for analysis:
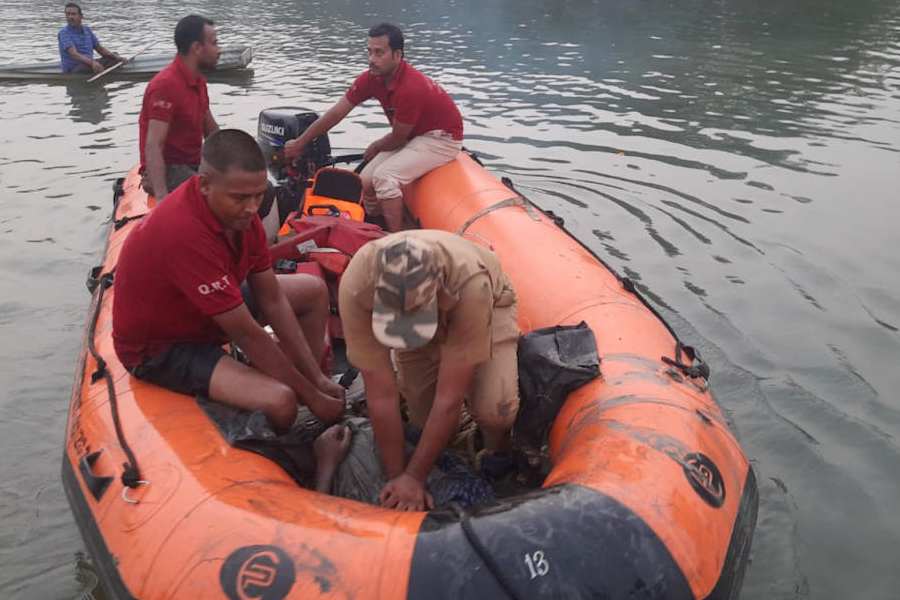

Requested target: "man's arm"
[
  {"left": 378, "top": 360, "right": 475, "bottom": 511},
  {"left": 213, "top": 304, "right": 343, "bottom": 423},
  {"left": 247, "top": 268, "right": 332, "bottom": 391},
  {"left": 65, "top": 46, "right": 102, "bottom": 73},
  {"left": 363, "top": 120, "right": 414, "bottom": 161},
  {"left": 95, "top": 43, "right": 122, "bottom": 62},
  {"left": 203, "top": 109, "right": 219, "bottom": 138},
  {"left": 284, "top": 97, "right": 354, "bottom": 160},
  {"left": 406, "top": 360, "right": 475, "bottom": 481},
  {"left": 363, "top": 367, "right": 406, "bottom": 480},
  {"left": 144, "top": 119, "right": 170, "bottom": 198}
]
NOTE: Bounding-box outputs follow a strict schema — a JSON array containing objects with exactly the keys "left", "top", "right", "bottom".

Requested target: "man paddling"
[
  {"left": 58, "top": 3, "right": 123, "bottom": 74},
  {"left": 139, "top": 14, "right": 220, "bottom": 200},
  {"left": 113, "top": 129, "right": 345, "bottom": 431},
  {"left": 339, "top": 230, "right": 519, "bottom": 510},
  {"left": 284, "top": 23, "right": 463, "bottom": 232}
]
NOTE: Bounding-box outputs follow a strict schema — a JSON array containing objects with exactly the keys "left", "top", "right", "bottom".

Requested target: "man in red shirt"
[
  {"left": 113, "top": 129, "right": 344, "bottom": 430},
  {"left": 284, "top": 23, "right": 463, "bottom": 232},
  {"left": 139, "top": 14, "right": 221, "bottom": 200}
]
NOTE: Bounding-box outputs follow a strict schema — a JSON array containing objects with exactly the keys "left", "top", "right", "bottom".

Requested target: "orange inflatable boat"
[{"left": 63, "top": 146, "right": 757, "bottom": 599}]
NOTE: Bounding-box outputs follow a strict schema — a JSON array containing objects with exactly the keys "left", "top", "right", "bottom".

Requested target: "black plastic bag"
[
  {"left": 195, "top": 368, "right": 375, "bottom": 485},
  {"left": 197, "top": 376, "right": 494, "bottom": 508},
  {"left": 197, "top": 398, "right": 324, "bottom": 486},
  {"left": 513, "top": 321, "right": 600, "bottom": 456}
]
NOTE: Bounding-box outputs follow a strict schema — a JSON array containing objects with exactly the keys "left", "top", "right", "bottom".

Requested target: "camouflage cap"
[{"left": 372, "top": 236, "right": 441, "bottom": 350}]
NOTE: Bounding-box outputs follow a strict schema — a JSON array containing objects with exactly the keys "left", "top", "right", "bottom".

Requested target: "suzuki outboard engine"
[
  {"left": 257, "top": 108, "right": 332, "bottom": 182},
  {"left": 256, "top": 108, "right": 333, "bottom": 239}
]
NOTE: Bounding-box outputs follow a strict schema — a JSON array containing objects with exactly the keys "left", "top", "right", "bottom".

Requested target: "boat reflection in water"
[{"left": 65, "top": 81, "right": 112, "bottom": 125}]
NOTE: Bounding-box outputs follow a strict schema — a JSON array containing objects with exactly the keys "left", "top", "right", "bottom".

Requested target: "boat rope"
[
  {"left": 495, "top": 173, "right": 710, "bottom": 382},
  {"left": 662, "top": 342, "right": 710, "bottom": 380},
  {"left": 456, "top": 195, "right": 541, "bottom": 235},
  {"left": 86, "top": 269, "right": 143, "bottom": 489},
  {"left": 113, "top": 213, "right": 147, "bottom": 230},
  {"left": 462, "top": 147, "right": 485, "bottom": 167},
  {"left": 449, "top": 503, "right": 524, "bottom": 600}
]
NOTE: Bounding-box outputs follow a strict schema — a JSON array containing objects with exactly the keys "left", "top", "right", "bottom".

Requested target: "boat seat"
[
  {"left": 303, "top": 167, "right": 365, "bottom": 221},
  {"left": 310, "top": 167, "right": 362, "bottom": 203}
]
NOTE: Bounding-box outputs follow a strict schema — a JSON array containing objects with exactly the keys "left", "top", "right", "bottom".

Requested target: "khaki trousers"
[
  {"left": 396, "top": 303, "right": 520, "bottom": 434},
  {"left": 360, "top": 130, "right": 462, "bottom": 213}
]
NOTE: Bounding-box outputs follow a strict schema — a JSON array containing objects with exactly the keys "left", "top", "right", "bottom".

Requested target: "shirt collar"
[
  {"left": 65, "top": 24, "right": 85, "bottom": 33},
  {"left": 173, "top": 54, "right": 206, "bottom": 88}
]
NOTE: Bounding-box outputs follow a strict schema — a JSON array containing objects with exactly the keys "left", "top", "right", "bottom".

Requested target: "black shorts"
[{"left": 129, "top": 343, "right": 227, "bottom": 397}]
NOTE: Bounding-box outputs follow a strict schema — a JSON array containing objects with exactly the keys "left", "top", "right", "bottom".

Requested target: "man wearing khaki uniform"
[{"left": 339, "top": 230, "right": 519, "bottom": 511}]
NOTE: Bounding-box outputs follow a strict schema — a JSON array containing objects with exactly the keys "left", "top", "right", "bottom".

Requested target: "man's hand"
[
  {"left": 284, "top": 138, "right": 305, "bottom": 161},
  {"left": 317, "top": 375, "right": 346, "bottom": 401},
  {"left": 379, "top": 473, "right": 434, "bottom": 511},
  {"left": 307, "top": 392, "right": 345, "bottom": 424},
  {"left": 112, "top": 53, "right": 125, "bottom": 63},
  {"left": 313, "top": 424, "right": 352, "bottom": 470},
  {"left": 363, "top": 140, "right": 382, "bottom": 162},
  {"left": 90, "top": 60, "right": 104, "bottom": 74}
]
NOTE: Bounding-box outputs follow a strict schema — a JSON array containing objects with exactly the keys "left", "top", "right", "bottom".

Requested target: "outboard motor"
[
  {"left": 256, "top": 108, "right": 333, "bottom": 239},
  {"left": 257, "top": 108, "right": 332, "bottom": 181}
]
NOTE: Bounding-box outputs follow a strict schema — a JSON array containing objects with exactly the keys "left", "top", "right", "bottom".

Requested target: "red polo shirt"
[
  {"left": 345, "top": 60, "right": 463, "bottom": 141},
  {"left": 112, "top": 177, "right": 271, "bottom": 368},
  {"left": 138, "top": 55, "right": 210, "bottom": 168}
]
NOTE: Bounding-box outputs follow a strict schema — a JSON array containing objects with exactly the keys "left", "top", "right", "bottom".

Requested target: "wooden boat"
[
  {"left": 0, "top": 46, "right": 252, "bottom": 82},
  {"left": 63, "top": 150, "right": 757, "bottom": 599}
]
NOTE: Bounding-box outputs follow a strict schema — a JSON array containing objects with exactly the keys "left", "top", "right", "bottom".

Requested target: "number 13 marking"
[{"left": 524, "top": 550, "right": 550, "bottom": 579}]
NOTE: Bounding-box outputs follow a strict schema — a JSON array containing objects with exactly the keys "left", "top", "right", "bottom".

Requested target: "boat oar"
[{"left": 88, "top": 41, "right": 157, "bottom": 83}]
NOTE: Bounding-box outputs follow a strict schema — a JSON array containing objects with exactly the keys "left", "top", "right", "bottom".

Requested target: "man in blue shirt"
[{"left": 58, "top": 3, "right": 122, "bottom": 74}]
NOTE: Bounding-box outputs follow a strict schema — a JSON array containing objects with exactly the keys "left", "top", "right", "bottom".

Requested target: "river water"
[{"left": 1, "top": 0, "right": 898, "bottom": 598}]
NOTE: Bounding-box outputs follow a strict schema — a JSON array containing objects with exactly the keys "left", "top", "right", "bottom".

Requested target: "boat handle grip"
[
  {"left": 78, "top": 450, "right": 114, "bottom": 501},
  {"left": 121, "top": 480, "right": 150, "bottom": 504}
]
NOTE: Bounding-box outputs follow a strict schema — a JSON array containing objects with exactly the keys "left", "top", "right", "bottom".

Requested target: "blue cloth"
[
  {"left": 57, "top": 25, "right": 100, "bottom": 73},
  {"left": 404, "top": 426, "right": 495, "bottom": 508}
]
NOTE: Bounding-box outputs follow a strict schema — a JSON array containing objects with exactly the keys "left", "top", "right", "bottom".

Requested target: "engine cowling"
[{"left": 257, "top": 108, "right": 332, "bottom": 181}]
